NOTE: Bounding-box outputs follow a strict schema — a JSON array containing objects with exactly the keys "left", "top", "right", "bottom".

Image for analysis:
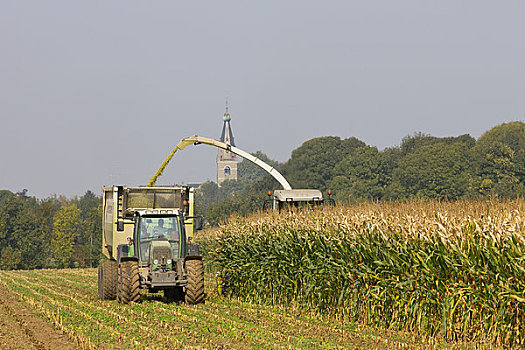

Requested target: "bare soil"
[{"left": 0, "top": 285, "right": 77, "bottom": 350}]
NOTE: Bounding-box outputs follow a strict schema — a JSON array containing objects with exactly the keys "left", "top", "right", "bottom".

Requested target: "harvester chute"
[{"left": 148, "top": 135, "right": 292, "bottom": 190}]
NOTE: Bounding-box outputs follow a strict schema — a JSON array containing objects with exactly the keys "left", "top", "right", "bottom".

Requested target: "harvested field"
[
  {"left": 0, "top": 268, "right": 439, "bottom": 349},
  {"left": 0, "top": 278, "right": 76, "bottom": 350}
]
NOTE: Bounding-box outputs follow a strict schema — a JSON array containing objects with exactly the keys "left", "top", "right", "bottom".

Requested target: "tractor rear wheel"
[
  {"left": 98, "top": 260, "right": 117, "bottom": 300},
  {"left": 116, "top": 264, "right": 122, "bottom": 303},
  {"left": 185, "top": 259, "right": 204, "bottom": 305},
  {"left": 117, "top": 260, "right": 140, "bottom": 304}
]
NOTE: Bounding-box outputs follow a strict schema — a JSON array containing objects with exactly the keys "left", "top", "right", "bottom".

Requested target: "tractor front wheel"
[
  {"left": 117, "top": 260, "right": 140, "bottom": 304},
  {"left": 185, "top": 259, "right": 204, "bottom": 305}
]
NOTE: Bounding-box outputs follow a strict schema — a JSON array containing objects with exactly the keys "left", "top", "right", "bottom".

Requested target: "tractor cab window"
[{"left": 139, "top": 216, "right": 181, "bottom": 263}]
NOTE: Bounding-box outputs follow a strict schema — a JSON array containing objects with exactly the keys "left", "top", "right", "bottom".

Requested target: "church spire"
[
  {"left": 220, "top": 99, "right": 235, "bottom": 146},
  {"left": 217, "top": 100, "right": 238, "bottom": 186}
]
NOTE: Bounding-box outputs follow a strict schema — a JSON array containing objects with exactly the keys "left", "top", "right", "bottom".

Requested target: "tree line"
[
  {"left": 1, "top": 121, "right": 523, "bottom": 269},
  {"left": 0, "top": 190, "right": 101, "bottom": 270}
]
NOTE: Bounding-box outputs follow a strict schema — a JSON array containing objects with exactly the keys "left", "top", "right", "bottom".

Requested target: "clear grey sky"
[{"left": 1, "top": 1, "right": 523, "bottom": 198}]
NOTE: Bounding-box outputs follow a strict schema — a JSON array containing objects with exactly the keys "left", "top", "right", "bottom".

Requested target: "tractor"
[{"left": 97, "top": 185, "right": 204, "bottom": 304}]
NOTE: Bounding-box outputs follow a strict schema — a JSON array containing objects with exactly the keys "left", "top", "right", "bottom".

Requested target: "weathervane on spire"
[{"left": 223, "top": 98, "right": 231, "bottom": 121}]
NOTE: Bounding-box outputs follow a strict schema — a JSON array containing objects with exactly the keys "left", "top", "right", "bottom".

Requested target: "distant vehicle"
[{"left": 263, "top": 189, "right": 335, "bottom": 211}]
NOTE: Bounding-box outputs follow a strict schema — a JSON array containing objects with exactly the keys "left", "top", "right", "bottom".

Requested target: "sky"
[{"left": 1, "top": 1, "right": 524, "bottom": 198}]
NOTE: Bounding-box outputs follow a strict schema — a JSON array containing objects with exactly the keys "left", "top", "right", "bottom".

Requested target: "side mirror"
[
  {"left": 117, "top": 220, "right": 124, "bottom": 231},
  {"left": 185, "top": 216, "right": 204, "bottom": 231},
  {"left": 194, "top": 217, "right": 203, "bottom": 231}
]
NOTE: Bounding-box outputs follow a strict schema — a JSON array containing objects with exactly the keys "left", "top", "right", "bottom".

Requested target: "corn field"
[{"left": 206, "top": 199, "right": 525, "bottom": 347}]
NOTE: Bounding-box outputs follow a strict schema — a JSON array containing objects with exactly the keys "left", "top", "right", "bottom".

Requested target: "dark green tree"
[
  {"left": 238, "top": 151, "right": 280, "bottom": 184},
  {"left": 471, "top": 121, "right": 525, "bottom": 197},
  {"left": 78, "top": 190, "right": 100, "bottom": 219},
  {"left": 0, "top": 246, "right": 21, "bottom": 270},
  {"left": 0, "top": 191, "right": 23, "bottom": 269},
  {"left": 283, "top": 136, "right": 366, "bottom": 191},
  {"left": 0, "top": 191, "right": 48, "bottom": 269},
  {"left": 392, "top": 142, "right": 472, "bottom": 199},
  {"left": 217, "top": 179, "right": 244, "bottom": 201},
  {"left": 194, "top": 181, "right": 219, "bottom": 217},
  {"left": 400, "top": 133, "right": 475, "bottom": 156},
  {"left": 82, "top": 205, "right": 102, "bottom": 267},
  {"left": 329, "top": 146, "right": 398, "bottom": 201}
]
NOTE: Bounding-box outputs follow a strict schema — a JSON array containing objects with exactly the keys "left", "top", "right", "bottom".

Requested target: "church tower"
[{"left": 217, "top": 104, "right": 238, "bottom": 186}]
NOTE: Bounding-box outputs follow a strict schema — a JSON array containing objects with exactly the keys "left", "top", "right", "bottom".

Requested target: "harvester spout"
[{"left": 148, "top": 135, "right": 292, "bottom": 190}]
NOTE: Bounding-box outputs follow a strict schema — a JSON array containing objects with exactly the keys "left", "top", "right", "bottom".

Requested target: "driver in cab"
[{"left": 153, "top": 219, "right": 168, "bottom": 237}]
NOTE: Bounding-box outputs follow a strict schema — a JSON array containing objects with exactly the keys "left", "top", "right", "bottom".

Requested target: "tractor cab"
[
  {"left": 128, "top": 209, "right": 191, "bottom": 291},
  {"left": 134, "top": 211, "right": 185, "bottom": 270}
]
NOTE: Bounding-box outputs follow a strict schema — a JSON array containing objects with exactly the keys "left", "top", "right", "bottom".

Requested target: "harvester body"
[{"left": 264, "top": 189, "right": 327, "bottom": 211}]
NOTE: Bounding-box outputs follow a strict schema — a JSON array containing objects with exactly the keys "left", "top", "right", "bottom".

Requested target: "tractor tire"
[
  {"left": 185, "top": 259, "right": 204, "bottom": 305},
  {"left": 116, "top": 264, "right": 122, "bottom": 303},
  {"left": 98, "top": 260, "right": 117, "bottom": 300},
  {"left": 117, "top": 260, "right": 140, "bottom": 304},
  {"left": 164, "top": 287, "right": 184, "bottom": 302}
]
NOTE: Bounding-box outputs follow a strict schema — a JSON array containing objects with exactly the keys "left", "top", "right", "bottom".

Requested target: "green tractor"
[{"left": 97, "top": 186, "right": 204, "bottom": 304}]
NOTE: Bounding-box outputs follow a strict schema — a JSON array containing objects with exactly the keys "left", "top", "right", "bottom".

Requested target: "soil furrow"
[{"left": 0, "top": 276, "right": 77, "bottom": 350}]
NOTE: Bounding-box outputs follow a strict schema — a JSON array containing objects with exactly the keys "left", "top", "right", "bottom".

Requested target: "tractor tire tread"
[
  {"left": 185, "top": 259, "right": 204, "bottom": 305},
  {"left": 117, "top": 260, "right": 140, "bottom": 304},
  {"left": 99, "top": 260, "right": 117, "bottom": 300}
]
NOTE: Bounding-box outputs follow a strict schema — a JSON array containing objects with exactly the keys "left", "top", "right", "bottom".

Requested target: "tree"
[
  {"left": 195, "top": 181, "right": 219, "bottom": 217},
  {"left": 217, "top": 179, "right": 245, "bottom": 200},
  {"left": 0, "top": 191, "right": 21, "bottom": 245},
  {"left": 329, "top": 146, "right": 398, "bottom": 201},
  {"left": 78, "top": 190, "right": 100, "bottom": 219},
  {"left": 283, "top": 136, "right": 366, "bottom": 191},
  {"left": 81, "top": 205, "right": 102, "bottom": 267},
  {"left": 11, "top": 205, "right": 45, "bottom": 269},
  {"left": 471, "top": 122, "right": 525, "bottom": 197},
  {"left": 400, "top": 133, "right": 475, "bottom": 156},
  {"left": 238, "top": 151, "right": 280, "bottom": 184},
  {"left": 0, "top": 246, "right": 21, "bottom": 270},
  {"left": 0, "top": 191, "right": 47, "bottom": 269},
  {"left": 474, "top": 121, "right": 525, "bottom": 154},
  {"left": 52, "top": 204, "right": 81, "bottom": 268},
  {"left": 392, "top": 142, "right": 472, "bottom": 199}
]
